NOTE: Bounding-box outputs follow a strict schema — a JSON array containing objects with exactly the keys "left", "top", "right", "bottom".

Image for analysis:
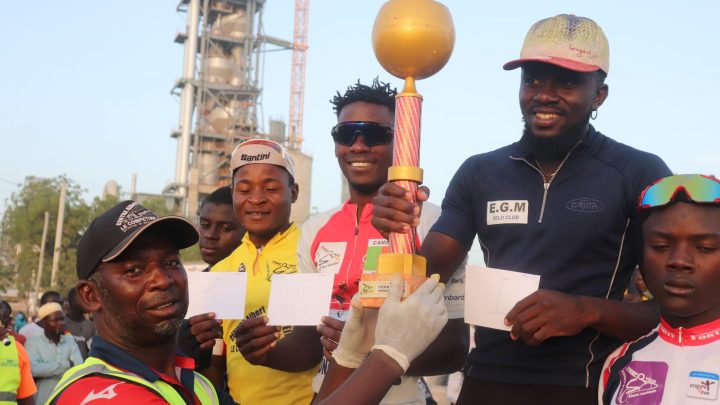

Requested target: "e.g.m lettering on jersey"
[{"left": 486, "top": 200, "right": 529, "bottom": 225}]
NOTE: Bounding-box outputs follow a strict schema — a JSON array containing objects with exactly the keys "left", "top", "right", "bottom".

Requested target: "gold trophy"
[{"left": 360, "top": 0, "right": 455, "bottom": 307}]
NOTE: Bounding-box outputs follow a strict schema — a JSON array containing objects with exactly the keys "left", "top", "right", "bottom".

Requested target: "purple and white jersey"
[{"left": 601, "top": 317, "right": 720, "bottom": 404}]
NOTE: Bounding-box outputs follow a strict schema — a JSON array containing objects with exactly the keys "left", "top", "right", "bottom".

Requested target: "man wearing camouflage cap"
[{"left": 372, "top": 14, "right": 671, "bottom": 404}]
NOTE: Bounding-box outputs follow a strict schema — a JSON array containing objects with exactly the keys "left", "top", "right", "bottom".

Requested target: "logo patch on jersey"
[
  {"left": 266, "top": 260, "right": 296, "bottom": 281},
  {"left": 316, "top": 242, "right": 346, "bottom": 274},
  {"left": 566, "top": 198, "right": 605, "bottom": 212},
  {"left": 616, "top": 361, "right": 668, "bottom": 404},
  {"left": 363, "top": 239, "right": 389, "bottom": 273},
  {"left": 687, "top": 371, "right": 719, "bottom": 400},
  {"left": 486, "top": 200, "right": 528, "bottom": 225}
]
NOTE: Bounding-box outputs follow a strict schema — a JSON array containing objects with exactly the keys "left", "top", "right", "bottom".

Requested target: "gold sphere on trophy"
[{"left": 372, "top": 0, "right": 455, "bottom": 92}]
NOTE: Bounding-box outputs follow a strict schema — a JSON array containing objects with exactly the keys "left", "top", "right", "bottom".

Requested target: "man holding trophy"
[{"left": 371, "top": 10, "right": 671, "bottom": 405}]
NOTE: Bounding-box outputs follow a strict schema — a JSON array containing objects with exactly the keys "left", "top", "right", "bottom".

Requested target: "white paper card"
[
  {"left": 464, "top": 265, "right": 540, "bottom": 331},
  {"left": 186, "top": 272, "right": 247, "bottom": 320},
  {"left": 267, "top": 273, "right": 335, "bottom": 326}
]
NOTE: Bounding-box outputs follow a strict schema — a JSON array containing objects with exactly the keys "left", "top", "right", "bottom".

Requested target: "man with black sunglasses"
[
  {"left": 372, "top": 15, "right": 672, "bottom": 404},
  {"left": 298, "top": 79, "right": 468, "bottom": 404}
]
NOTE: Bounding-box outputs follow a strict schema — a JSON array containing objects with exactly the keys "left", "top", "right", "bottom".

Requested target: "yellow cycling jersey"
[{"left": 212, "top": 223, "right": 315, "bottom": 405}]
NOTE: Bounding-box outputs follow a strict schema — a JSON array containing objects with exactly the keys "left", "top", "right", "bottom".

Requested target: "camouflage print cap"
[{"left": 504, "top": 14, "right": 609, "bottom": 74}]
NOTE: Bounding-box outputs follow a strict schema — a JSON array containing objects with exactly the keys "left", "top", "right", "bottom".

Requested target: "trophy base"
[{"left": 359, "top": 253, "right": 427, "bottom": 308}]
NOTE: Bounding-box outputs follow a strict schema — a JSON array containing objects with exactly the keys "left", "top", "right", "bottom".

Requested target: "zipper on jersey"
[
  {"left": 511, "top": 141, "right": 580, "bottom": 223},
  {"left": 333, "top": 207, "right": 361, "bottom": 309},
  {"left": 252, "top": 245, "right": 263, "bottom": 276},
  {"left": 344, "top": 207, "right": 360, "bottom": 288}
]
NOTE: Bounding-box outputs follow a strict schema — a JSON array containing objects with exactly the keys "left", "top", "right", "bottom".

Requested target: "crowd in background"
[{"left": 1, "top": 289, "right": 96, "bottom": 404}]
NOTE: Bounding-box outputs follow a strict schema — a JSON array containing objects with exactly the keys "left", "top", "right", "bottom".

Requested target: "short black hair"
[
  {"left": 200, "top": 186, "right": 233, "bottom": 210},
  {"left": 331, "top": 78, "right": 397, "bottom": 118},
  {"left": 40, "top": 291, "right": 62, "bottom": 305}
]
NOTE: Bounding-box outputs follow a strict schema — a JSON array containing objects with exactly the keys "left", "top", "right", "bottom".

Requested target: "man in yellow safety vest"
[
  {"left": 45, "top": 201, "right": 236, "bottom": 405},
  {"left": 0, "top": 300, "right": 36, "bottom": 405}
]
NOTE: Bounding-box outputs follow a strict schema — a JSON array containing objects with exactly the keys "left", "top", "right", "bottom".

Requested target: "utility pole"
[
  {"left": 131, "top": 173, "right": 137, "bottom": 201},
  {"left": 50, "top": 177, "right": 67, "bottom": 287},
  {"left": 30, "top": 211, "right": 50, "bottom": 316},
  {"left": 13, "top": 244, "right": 21, "bottom": 286}
]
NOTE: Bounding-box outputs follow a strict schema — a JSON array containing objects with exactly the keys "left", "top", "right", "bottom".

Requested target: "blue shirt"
[
  {"left": 25, "top": 332, "right": 83, "bottom": 404},
  {"left": 432, "top": 126, "right": 672, "bottom": 387}
]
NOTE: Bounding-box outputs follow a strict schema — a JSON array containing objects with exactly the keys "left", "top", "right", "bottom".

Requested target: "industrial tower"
[{"left": 171, "top": 0, "right": 312, "bottom": 223}]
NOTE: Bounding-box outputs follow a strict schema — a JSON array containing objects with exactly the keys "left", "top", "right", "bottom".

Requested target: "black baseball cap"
[{"left": 76, "top": 200, "right": 199, "bottom": 280}]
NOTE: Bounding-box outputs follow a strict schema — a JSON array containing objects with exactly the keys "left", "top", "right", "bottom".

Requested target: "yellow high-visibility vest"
[
  {"left": 0, "top": 336, "right": 21, "bottom": 404},
  {"left": 46, "top": 356, "right": 219, "bottom": 405}
]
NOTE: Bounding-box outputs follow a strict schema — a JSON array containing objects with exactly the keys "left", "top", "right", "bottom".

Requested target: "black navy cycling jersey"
[{"left": 432, "top": 126, "right": 671, "bottom": 387}]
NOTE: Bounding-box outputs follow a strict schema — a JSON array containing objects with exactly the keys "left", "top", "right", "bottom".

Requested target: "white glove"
[
  {"left": 332, "top": 294, "right": 378, "bottom": 368},
  {"left": 372, "top": 274, "right": 448, "bottom": 372}
]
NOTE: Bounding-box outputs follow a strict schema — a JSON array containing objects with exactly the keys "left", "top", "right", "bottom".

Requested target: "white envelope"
[
  {"left": 186, "top": 272, "right": 248, "bottom": 320},
  {"left": 267, "top": 273, "right": 334, "bottom": 326},
  {"left": 464, "top": 265, "right": 540, "bottom": 331}
]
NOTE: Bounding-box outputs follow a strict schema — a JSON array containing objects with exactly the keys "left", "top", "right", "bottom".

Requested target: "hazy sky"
[{"left": 3, "top": 1, "right": 719, "bottom": 222}]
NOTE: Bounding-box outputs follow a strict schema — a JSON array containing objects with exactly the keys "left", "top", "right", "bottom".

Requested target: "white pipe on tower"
[{"left": 176, "top": 0, "right": 200, "bottom": 210}]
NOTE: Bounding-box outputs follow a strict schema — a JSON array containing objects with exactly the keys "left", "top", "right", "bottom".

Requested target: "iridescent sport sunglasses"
[{"left": 637, "top": 174, "right": 720, "bottom": 212}]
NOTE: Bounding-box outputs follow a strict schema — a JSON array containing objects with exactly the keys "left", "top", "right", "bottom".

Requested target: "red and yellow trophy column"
[{"left": 360, "top": 0, "right": 455, "bottom": 307}]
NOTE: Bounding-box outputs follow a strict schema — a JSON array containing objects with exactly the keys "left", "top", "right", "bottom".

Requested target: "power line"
[{"left": 0, "top": 177, "right": 21, "bottom": 186}]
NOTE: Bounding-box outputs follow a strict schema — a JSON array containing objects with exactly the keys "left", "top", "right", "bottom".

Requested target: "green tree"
[
  {"left": 1, "top": 179, "right": 206, "bottom": 295},
  {"left": 0, "top": 176, "right": 122, "bottom": 296},
  {"left": 0, "top": 257, "right": 13, "bottom": 293}
]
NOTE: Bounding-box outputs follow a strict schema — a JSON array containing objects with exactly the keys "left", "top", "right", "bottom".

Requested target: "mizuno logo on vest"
[
  {"left": 80, "top": 382, "right": 123, "bottom": 405},
  {"left": 241, "top": 153, "right": 270, "bottom": 162}
]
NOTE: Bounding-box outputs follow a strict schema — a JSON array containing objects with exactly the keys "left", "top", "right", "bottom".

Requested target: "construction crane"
[{"left": 288, "top": 0, "right": 309, "bottom": 151}]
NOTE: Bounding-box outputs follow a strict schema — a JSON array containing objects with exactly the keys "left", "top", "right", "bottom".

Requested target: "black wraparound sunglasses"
[{"left": 331, "top": 121, "right": 394, "bottom": 146}]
